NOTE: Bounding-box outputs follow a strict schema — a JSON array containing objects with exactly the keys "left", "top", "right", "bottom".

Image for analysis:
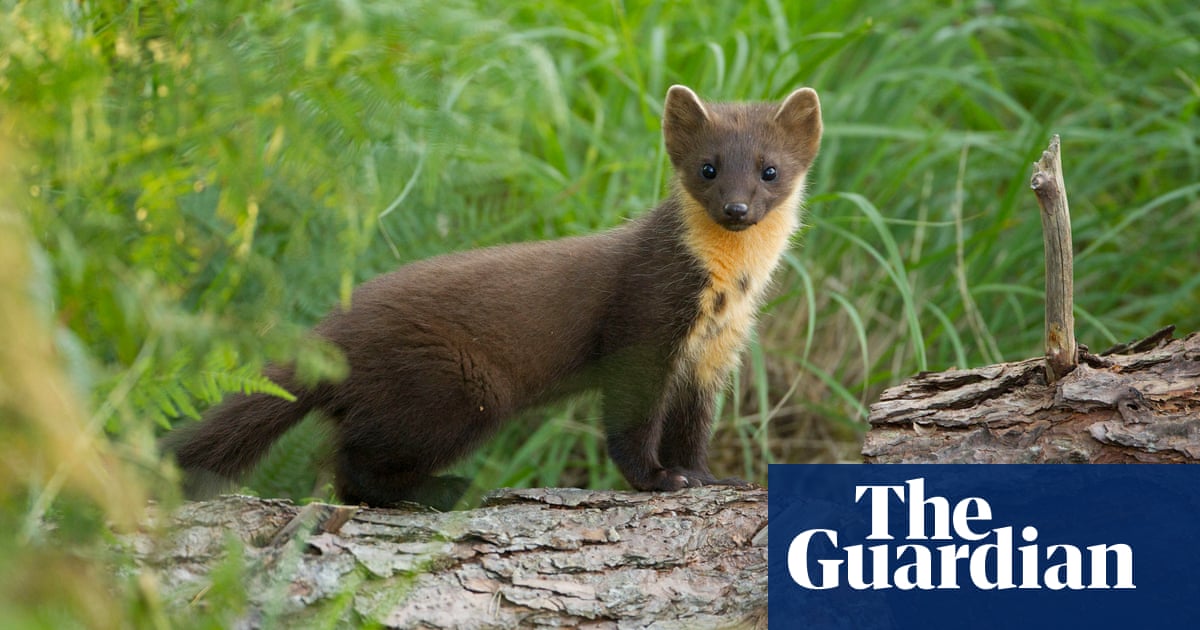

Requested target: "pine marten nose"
[{"left": 723, "top": 202, "right": 749, "bottom": 220}]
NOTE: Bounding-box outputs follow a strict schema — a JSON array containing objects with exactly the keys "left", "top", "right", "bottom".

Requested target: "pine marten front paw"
[
  {"left": 643, "top": 468, "right": 748, "bottom": 491},
  {"left": 638, "top": 468, "right": 690, "bottom": 491}
]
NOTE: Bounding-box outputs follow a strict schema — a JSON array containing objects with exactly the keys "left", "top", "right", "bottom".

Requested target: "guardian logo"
[
  {"left": 787, "top": 478, "right": 1134, "bottom": 591},
  {"left": 768, "top": 465, "right": 1200, "bottom": 629}
]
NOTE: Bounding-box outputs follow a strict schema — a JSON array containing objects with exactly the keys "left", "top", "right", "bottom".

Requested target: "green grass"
[{"left": 3, "top": 0, "right": 1199, "bottom": 624}]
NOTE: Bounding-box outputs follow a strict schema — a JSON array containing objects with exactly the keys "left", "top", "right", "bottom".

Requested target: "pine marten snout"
[{"left": 164, "top": 85, "right": 823, "bottom": 510}]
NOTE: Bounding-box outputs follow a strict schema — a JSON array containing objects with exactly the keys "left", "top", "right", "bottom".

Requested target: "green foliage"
[
  {"left": 246, "top": 414, "right": 334, "bottom": 501},
  {"left": 3, "top": 0, "right": 1199, "bottom": 622},
  {"left": 10, "top": 0, "right": 1200, "bottom": 482},
  {"left": 131, "top": 350, "right": 297, "bottom": 430}
]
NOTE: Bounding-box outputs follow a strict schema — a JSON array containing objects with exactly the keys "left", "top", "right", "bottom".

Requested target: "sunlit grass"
[{"left": 7, "top": 0, "right": 1198, "bottom": 480}]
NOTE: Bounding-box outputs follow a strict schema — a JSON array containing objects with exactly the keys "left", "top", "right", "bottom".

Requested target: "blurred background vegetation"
[{"left": 2, "top": 0, "right": 1197, "bottom": 625}]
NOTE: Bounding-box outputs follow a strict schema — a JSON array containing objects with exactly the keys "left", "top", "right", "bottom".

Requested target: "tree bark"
[
  {"left": 128, "top": 487, "right": 768, "bottom": 629},
  {"left": 863, "top": 328, "right": 1200, "bottom": 463}
]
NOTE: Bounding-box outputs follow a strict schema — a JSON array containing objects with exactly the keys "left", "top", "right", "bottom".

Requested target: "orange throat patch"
[{"left": 678, "top": 186, "right": 804, "bottom": 389}]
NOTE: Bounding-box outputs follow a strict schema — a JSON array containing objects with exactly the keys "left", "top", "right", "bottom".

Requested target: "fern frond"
[{"left": 192, "top": 365, "right": 296, "bottom": 404}]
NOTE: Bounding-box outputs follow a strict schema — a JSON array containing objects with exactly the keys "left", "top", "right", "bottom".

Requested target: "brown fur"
[{"left": 165, "top": 85, "right": 822, "bottom": 509}]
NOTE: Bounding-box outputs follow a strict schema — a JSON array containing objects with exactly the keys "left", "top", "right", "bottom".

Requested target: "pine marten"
[{"left": 166, "top": 85, "right": 823, "bottom": 508}]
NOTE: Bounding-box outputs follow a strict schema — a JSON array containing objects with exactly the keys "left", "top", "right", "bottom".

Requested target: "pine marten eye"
[
  {"left": 761, "top": 166, "right": 778, "bottom": 181},
  {"left": 700, "top": 163, "right": 717, "bottom": 180}
]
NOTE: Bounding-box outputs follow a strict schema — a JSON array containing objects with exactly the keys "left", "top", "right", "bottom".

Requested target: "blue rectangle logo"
[{"left": 768, "top": 464, "right": 1200, "bottom": 629}]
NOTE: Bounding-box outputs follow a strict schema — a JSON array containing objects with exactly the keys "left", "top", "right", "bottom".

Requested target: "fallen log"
[
  {"left": 128, "top": 487, "right": 768, "bottom": 629},
  {"left": 863, "top": 327, "right": 1200, "bottom": 463}
]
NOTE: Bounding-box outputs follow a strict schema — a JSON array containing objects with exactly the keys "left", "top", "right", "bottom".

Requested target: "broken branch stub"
[{"left": 1031, "top": 135, "right": 1077, "bottom": 383}]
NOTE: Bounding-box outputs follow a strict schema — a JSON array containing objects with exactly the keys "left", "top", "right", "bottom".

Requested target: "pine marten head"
[{"left": 663, "top": 85, "right": 822, "bottom": 232}]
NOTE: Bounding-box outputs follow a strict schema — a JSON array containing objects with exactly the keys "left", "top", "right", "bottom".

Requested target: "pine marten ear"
[
  {"left": 663, "top": 85, "right": 711, "bottom": 167},
  {"left": 774, "top": 88, "right": 823, "bottom": 170}
]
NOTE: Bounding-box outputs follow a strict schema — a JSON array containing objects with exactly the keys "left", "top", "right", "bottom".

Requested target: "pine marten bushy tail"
[
  {"left": 166, "top": 84, "right": 822, "bottom": 509},
  {"left": 163, "top": 365, "right": 316, "bottom": 495}
]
